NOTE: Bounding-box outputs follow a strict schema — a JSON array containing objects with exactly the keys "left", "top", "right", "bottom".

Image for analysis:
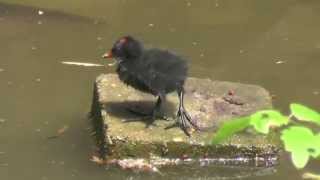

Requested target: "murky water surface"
[{"left": 0, "top": 1, "right": 319, "bottom": 179}]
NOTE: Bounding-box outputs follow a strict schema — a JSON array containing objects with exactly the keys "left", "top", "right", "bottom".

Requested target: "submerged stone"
[{"left": 90, "top": 74, "right": 279, "bottom": 169}]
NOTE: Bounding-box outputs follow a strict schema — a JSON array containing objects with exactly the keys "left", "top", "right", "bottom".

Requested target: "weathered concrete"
[{"left": 90, "top": 74, "right": 279, "bottom": 168}]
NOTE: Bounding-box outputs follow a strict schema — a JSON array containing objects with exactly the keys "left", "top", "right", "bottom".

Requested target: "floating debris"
[
  {"left": 37, "top": 20, "right": 43, "bottom": 25},
  {"left": 97, "top": 37, "right": 103, "bottom": 41},
  {"left": 302, "top": 172, "right": 320, "bottom": 180},
  {"left": 90, "top": 155, "right": 106, "bottom": 165},
  {"left": 35, "top": 78, "right": 41, "bottom": 82},
  {"left": 169, "top": 27, "right": 176, "bottom": 32},
  {"left": 148, "top": 23, "right": 154, "bottom": 27},
  {"left": 0, "top": 163, "right": 8, "bottom": 167},
  {"left": 0, "top": 68, "right": 4, "bottom": 72},
  {"left": 93, "top": 20, "right": 99, "bottom": 25},
  {"left": 47, "top": 125, "right": 69, "bottom": 139},
  {"left": 0, "top": 118, "right": 6, "bottom": 123},
  {"left": 61, "top": 61, "right": 104, "bottom": 67},
  {"left": 275, "top": 60, "right": 285, "bottom": 64},
  {"left": 38, "top": 10, "right": 44, "bottom": 15},
  {"left": 57, "top": 125, "right": 69, "bottom": 135},
  {"left": 108, "top": 61, "right": 117, "bottom": 67}
]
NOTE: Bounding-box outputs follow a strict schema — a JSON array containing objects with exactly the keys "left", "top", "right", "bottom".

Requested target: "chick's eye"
[{"left": 111, "top": 47, "right": 117, "bottom": 54}]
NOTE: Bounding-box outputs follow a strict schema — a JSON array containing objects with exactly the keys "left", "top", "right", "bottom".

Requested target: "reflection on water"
[{"left": 0, "top": 1, "right": 319, "bottom": 180}]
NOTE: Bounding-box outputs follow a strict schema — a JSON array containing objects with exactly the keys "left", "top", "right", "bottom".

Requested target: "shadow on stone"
[{"left": 104, "top": 100, "right": 176, "bottom": 122}]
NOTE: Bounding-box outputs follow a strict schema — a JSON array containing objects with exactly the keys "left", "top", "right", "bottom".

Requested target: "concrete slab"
[{"left": 90, "top": 74, "right": 278, "bottom": 168}]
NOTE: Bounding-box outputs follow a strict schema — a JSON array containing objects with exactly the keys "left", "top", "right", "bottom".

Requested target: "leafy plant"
[{"left": 212, "top": 103, "right": 320, "bottom": 169}]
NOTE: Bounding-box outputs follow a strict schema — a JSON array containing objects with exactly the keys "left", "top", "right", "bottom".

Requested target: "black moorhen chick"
[{"left": 102, "top": 36, "right": 198, "bottom": 136}]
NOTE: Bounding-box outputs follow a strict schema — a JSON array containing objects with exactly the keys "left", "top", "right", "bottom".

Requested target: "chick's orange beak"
[{"left": 102, "top": 51, "right": 113, "bottom": 58}]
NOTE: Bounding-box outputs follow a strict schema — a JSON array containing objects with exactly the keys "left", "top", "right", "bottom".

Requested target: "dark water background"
[{"left": 0, "top": 1, "right": 319, "bottom": 179}]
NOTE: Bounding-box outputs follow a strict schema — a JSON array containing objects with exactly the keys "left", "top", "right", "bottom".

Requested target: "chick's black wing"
[{"left": 138, "top": 49, "right": 188, "bottom": 94}]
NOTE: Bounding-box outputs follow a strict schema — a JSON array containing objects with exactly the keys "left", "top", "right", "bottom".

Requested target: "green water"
[{"left": 0, "top": 1, "right": 319, "bottom": 179}]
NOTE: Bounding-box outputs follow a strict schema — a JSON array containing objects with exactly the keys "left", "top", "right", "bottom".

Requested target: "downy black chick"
[{"left": 102, "top": 36, "right": 198, "bottom": 136}]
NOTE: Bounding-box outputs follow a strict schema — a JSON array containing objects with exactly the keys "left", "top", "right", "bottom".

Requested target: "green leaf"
[
  {"left": 290, "top": 103, "right": 320, "bottom": 125},
  {"left": 291, "top": 150, "right": 310, "bottom": 169},
  {"left": 211, "top": 117, "right": 250, "bottom": 144},
  {"left": 250, "top": 110, "right": 289, "bottom": 134},
  {"left": 309, "top": 133, "right": 320, "bottom": 158},
  {"left": 281, "top": 126, "right": 314, "bottom": 152},
  {"left": 281, "top": 126, "right": 319, "bottom": 169}
]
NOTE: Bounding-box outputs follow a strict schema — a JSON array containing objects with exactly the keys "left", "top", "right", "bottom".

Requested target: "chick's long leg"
[
  {"left": 176, "top": 87, "right": 199, "bottom": 136},
  {"left": 146, "top": 94, "right": 167, "bottom": 126}
]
